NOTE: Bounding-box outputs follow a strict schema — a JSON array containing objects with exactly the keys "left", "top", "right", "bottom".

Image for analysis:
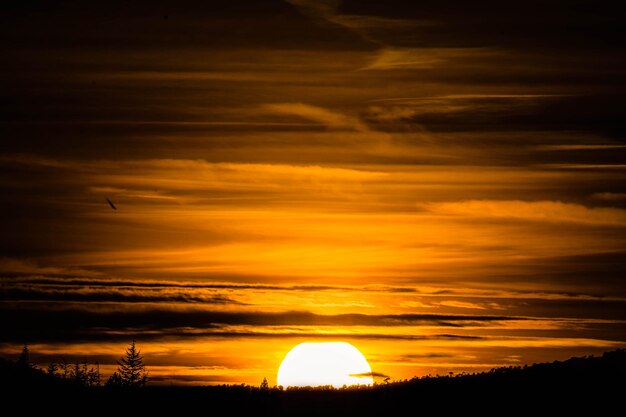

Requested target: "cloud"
[
  {"left": 543, "top": 165, "right": 626, "bottom": 170},
  {"left": 536, "top": 145, "right": 626, "bottom": 151},
  {"left": 338, "top": 0, "right": 625, "bottom": 50},
  {"left": 0, "top": 258, "right": 95, "bottom": 278},
  {"left": 0, "top": 287, "right": 243, "bottom": 305},
  {"left": 361, "top": 94, "right": 626, "bottom": 141},
  {"left": 349, "top": 371, "right": 390, "bottom": 379},
  {"left": 364, "top": 94, "right": 554, "bottom": 121},
  {"left": 399, "top": 353, "right": 465, "bottom": 360},
  {"left": 0, "top": 304, "right": 516, "bottom": 327},
  {"left": 364, "top": 48, "right": 478, "bottom": 70},
  {"left": 591, "top": 192, "right": 626, "bottom": 201},
  {"left": 284, "top": 0, "right": 340, "bottom": 18},
  {"left": 438, "top": 301, "right": 487, "bottom": 310},
  {"left": 0, "top": 302, "right": 518, "bottom": 343},
  {"left": 421, "top": 200, "right": 626, "bottom": 226},
  {"left": 2, "top": 276, "right": 416, "bottom": 293},
  {"left": 262, "top": 103, "right": 368, "bottom": 131}
]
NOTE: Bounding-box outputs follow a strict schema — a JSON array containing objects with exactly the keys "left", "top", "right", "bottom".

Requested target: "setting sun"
[{"left": 277, "top": 342, "right": 374, "bottom": 388}]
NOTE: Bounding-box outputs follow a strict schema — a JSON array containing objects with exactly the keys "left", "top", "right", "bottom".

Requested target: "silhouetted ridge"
[{"left": 1, "top": 350, "right": 624, "bottom": 415}]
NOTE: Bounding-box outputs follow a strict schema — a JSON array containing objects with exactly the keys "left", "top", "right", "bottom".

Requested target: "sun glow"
[{"left": 277, "top": 342, "right": 374, "bottom": 388}]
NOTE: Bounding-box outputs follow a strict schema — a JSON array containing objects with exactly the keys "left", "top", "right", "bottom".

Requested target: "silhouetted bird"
[{"left": 106, "top": 198, "right": 117, "bottom": 210}]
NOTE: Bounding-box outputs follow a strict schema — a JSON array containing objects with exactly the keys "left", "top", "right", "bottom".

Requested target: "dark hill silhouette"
[{"left": 1, "top": 350, "right": 624, "bottom": 415}]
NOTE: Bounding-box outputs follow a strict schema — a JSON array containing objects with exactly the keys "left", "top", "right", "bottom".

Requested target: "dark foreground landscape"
[{"left": 2, "top": 349, "right": 624, "bottom": 415}]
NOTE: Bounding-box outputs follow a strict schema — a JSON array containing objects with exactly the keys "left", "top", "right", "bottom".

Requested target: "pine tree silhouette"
[
  {"left": 17, "top": 345, "right": 32, "bottom": 369},
  {"left": 87, "top": 362, "right": 101, "bottom": 387},
  {"left": 114, "top": 340, "right": 148, "bottom": 387}
]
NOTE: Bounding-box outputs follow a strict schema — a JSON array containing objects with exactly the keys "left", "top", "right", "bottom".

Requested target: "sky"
[{"left": 1, "top": 0, "right": 626, "bottom": 385}]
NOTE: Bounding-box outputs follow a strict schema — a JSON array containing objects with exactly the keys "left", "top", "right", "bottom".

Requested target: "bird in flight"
[{"left": 106, "top": 198, "right": 117, "bottom": 210}]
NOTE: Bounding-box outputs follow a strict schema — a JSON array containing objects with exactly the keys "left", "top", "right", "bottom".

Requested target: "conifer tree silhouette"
[
  {"left": 17, "top": 345, "right": 32, "bottom": 369},
  {"left": 114, "top": 340, "right": 148, "bottom": 387}
]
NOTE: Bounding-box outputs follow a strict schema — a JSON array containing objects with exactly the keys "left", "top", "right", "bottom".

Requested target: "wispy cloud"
[
  {"left": 421, "top": 200, "right": 626, "bottom": 226},
  {"left": 349, "top": 371, "right": 390, "bottom": 379},
  {"left": 536, "top": 145, "right": 626, "bottom": 151},
  {"left": 262, "top": 103, "right": 369, "bottom": 131},
  {"left": 591, "top": 192, "right": 626, "bottom": 201},
  {"left": 437, "top": 301, "right": 488, "bottom": 310},
  {"left": 0, "top": 258, "right": 97, "bottom": 278},
  {"left": 361, "top": 47, "right": 505, "bottom": 72}
]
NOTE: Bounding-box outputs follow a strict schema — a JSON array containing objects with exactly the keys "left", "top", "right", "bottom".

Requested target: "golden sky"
[{"left": 1, "top": 0, "right": 625, "bottom": 385}]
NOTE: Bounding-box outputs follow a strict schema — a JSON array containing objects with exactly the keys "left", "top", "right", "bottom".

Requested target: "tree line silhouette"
[
  {"left": 13, "top": 340, "right": 148, "bottom": 388},
  {"left": 2, "top": 347, "right": 624, "bottom": 415}
]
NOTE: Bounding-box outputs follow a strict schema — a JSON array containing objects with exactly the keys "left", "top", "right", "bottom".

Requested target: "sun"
[{"left": 277, "top": 342, "right": 374, "bottom": 388}]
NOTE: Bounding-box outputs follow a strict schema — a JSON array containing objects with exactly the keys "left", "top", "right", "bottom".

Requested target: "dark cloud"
[
  {"left": 496, "top": 252, "right": 626, "bottom": 294},
  {"left": 399, "top": 353, "right": 459, "bottom": 359},
  {"left": 338, "top": 0, "right": 625, "bottom": 48},
  {"left": 349, "top": 372, "right": 390, "bottom": 379},
  {"left": 364, "top": 95, "right": 626, "bottom": 139},
  {"left": 0, "top": 277, "right": 418, "bottom": 293},
  {"left": 0, "top": 304, "right": 511, "bottom": 343},
  {"left": 0, "top": 287, "right": 242, "bottom": 305},
  {"left": 1, "top": 1, "right": 370, "bottom": 50}
]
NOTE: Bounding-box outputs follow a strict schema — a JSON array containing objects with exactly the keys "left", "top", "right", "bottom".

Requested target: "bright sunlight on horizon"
[{"left": 277, "top": 342, "right": 374, "bottom": 388}]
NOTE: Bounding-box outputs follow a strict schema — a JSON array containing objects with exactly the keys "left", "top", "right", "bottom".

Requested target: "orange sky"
[{"left": 1, "top": 0, "right": 626, "bottom": 385}]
